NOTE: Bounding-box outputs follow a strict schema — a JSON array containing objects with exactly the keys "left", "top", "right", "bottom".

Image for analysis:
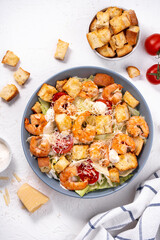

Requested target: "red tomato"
[
  {"left": 52, "top": 133, "right": 73, "bottom": 154},
  {"left": 52, "top": 92, "right": 67, "bottom": 104},
  {"left": 145, "top": 34, "right": 160, "bottom": 56},
  {"left": 146, "top": 64, "right": 160, "bottom": 85},
  {"left": 77, "top": 160, "right": 99, "bottom": 184},
  {"left": 96, "top": 99, "right": 112, "bottom": 113}
]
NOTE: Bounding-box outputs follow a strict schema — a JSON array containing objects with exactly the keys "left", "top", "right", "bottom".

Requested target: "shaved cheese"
[
  {"left": 3, "top": 194, "right": 9, "bottom": 206},
  {"left": 13, "top": 173, "right": 21, "bottom": 182},
  {"left": 119, "top": 169, "right": 134, "bottom": 177},
  {"left": 0, "top": 176, "right": 9, "bottom": 180},
  {"left": 92, "top": 162, "right": 109, "bottom": 176},
  {"left": 5, "top": 188, "right": 10, "bottom": 204}
]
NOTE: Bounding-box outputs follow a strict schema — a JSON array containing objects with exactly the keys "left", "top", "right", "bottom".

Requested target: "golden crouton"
[
  {"left": 123, "top": 91, "right": 139, "bottom": 108},
  {"left": 38, "top": 157, "right": 51, "bottom": 173},
  {"left": 96, "top": 115, "right": 112, "bottom": 135},
  {"left": 115, "top": 102, "right": 130, "bottom": 123},
  {"left": 55, "top": 114, "right": 72, "bottom": 132},
  {"left": 13, "top": 67, "right": 30, "bottom": 85},
  {"left": 54, "top": 156, "right": 70, "bottom": 173},
  {"left": 109, "top": 168, "right": 120, "bottom": 183},
  {"left": 126, "top": 26, "right": 139, "bottom": 45},
  {"left": 116, "top": 44, "right": 133, "bottom": 57},
  {"left": 54, "top": 39, "right": 69, "bottom": 60},
  {"left": 126, "top": 66, "right": 140, "bottom": 78},
  {"left": 94, "top": 73, "right": 114, "bottom": 87},
  {"left": 110, "top": 14, "right": 131, "bottom": 34},
  {"left": 115, "top": 153, "right": 138, "bottom": 171},
  {"left": 72, "top": 145, "right": 89, "bottom": 160},
  {"left": 32, "top": 102, "right": 42, "bottom": 113},
  {"left": 123, "top": 10, "right": 138, "bottom": 26},
  {"left": 109, "top": 31, "right": 127, "bottom": 50},
  {"left": 89, "top": 18, "right": 98, "bottom": 32},
  {"left": 97, "top": 44, "right": 116, "bottom": 57},
  {"left": 97, "top": 27, "right": 111, "bottom": 44},
  {"left": 107, "top": 7, "right": 123, "bottom": 19},
  {"left": 62, "top": 77, "right": 82, "bottom": 98},
  {"left": 37, "top": 83, "right": 57, "bottom": 102},
  {"left": 0, "top": 84, "right": 19, "bottom": 102},
  {"left": 2, "top": 50, "right": 20, "bottom": 67},
  {"left": 56, "top": 79, "right": 67, "bottom": 92},
  {"left": 96, "top": 11, "right": 109, "bottom": 28},
  {"left": 133, "top": 137, "right": 144, "bottom": 156},
  {"left": 87, "top": 31, "right": 104, "bottom": 49}
]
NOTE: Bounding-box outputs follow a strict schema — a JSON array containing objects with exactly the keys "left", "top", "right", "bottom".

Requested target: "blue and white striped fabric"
[{"left": 75, "top": 170, "right": 160, "bottom": 240}]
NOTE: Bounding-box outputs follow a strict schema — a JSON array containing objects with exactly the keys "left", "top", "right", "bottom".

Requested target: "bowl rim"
[
  {"left": 21, "top": 66, "right": 153, "bottom": 199},
  {"left": 0, "top": 137, "right": 12, "bottom": 173},
  {"left": 87, "top": 6, "right": 140, "bottom": 61}
]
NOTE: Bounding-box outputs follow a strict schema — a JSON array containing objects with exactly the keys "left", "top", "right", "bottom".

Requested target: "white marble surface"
[{"left": 0, "top": 0, "right": 160, "bottom": 239}]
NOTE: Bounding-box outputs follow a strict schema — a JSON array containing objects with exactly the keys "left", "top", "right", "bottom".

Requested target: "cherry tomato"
[
  {"left": 77, "top": 160, "right": 99, "bottom": 184},
  {"left": 96, "top": 99, "right": 112, "bottom": 113},
  {"left": 145, "top": 34, "right": 160, "bottom": 56},
  {"left": 51, "top": 92, "right": 67, "bottom": 106},
  {"left": 146, "top": 64, "right": 160, "bottom": 85},
  {"left": 52, "top": 132, "right": 73, "bottom": 154}
]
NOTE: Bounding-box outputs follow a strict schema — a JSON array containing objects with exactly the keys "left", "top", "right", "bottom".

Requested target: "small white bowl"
[
  {"left": 87, "top": 6, "right": 140, "bottom": 61},
  {"left": 0, "top": 138, "right": 12, "bottom": 173}
]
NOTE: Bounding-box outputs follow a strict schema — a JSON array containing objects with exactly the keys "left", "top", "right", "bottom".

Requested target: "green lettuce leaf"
[
  {"left": 38, "top": 97, "right": 50, "bottom": 115},
  {"left": 128, "top": 106, "right": 140, "bottom": 116},
  {"left": 75, "top": 174, "right": 133, "bottom": 197}
]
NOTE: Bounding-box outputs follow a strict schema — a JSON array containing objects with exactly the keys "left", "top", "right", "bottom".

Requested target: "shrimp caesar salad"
[{"left": 24, "top": 73, "right": 149, "bottom": 197}]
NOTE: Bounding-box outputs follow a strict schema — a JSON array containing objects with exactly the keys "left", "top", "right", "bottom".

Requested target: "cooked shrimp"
[
  {"left": 30, "top": 136, "right": 50, "bottom": 157},
  {"left": 102, "top": 83, "right": 123, "bottom": 105},
  {"left": 127, "top": 116, "right": 149, "bottom": 138},
  {"left": 54, "top": 95, "right": 77, "bottom": 115},
  {"left": 72, "top": 111, "right": 96, "bottom": 143},
  {"left": 111, "top": 133, "right": 135, "bottom": 154},
  {"left": 89, "top": 141, "right": 110, "bottom": 167},
  {"left": 60, "top": 166, "right": 88, "bottom": 190},
  {"left": 79, "top": 81, "right": 99, "bottom": 99},
  {"left": 25, "top": 114, "right": 47, "bottom": 135}
]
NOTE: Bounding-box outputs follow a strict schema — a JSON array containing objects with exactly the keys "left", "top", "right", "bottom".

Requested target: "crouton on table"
[
  {"left": 14, "top": 67, "right": 30, "bottom": 85},
  {"left": 0, "top": 84, "right": 19, "bottom": 102},
  {"left": 2, "top": 50, "right": 19, "bottom": 67},
  {"left": 126, "top": 66, "right": 140, "bottom": 78},
  {"left": 54, "top": 39, "right": 69, "bottom": 60}
]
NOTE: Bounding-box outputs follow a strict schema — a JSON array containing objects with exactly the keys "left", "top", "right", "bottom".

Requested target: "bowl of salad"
[{"left": 21, "top": 66, "right": 153, "bottom": 199}]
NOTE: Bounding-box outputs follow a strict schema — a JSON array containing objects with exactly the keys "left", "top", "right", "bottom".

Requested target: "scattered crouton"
[
  {"left": 94, "top": 73, "right": 114, "bottom": 87},
  {"left": 54, "top": 39, "right": 69, "bottom": 60},
  {"left": 0, "top": 84, "right": 19, "bottom": 102},
  {"left": 115, "top": 102, "right": 130, "bottom": 123},
  {"left": 109, "top": 31, "right": 127, "bottom": 50},
  {"left": 63, "top": 77, "right": 82, "bottom": 98},
  {"left": 126, "top": 26, "right": 139, "bottom": 45},
  {"left": 115, "top": 153, "right": 138, "bottom": 171},
  {"left": 56, "top": 79, "right": 67, "bottom": 92},
  {"left": 96, "top": 115, "right": 112, "bottom": 134},
  {"left": 106, "top": 7, "right": 123, "bottom": 19},
  {"left": 97, "top": 44, "right": 116, "bottom": 57},
  {"left": 123, "top": 91, "right": 139, "bottom": 108},
  {"left": 55, "top": 114, "right": 72, "bottom": 132},
  {"left": 54, "top": 156, "right": 70, "bottom": 173},
  {"left": 110, "top": 14, "right": 131, "bottom": 34},
  {"left": 96, "top": 11, "right": 109, "bottom": 28},
  {"left": 116, "top": 44, "right": 133, "bottom": 57},
  {"left": 123, "top": 10, "right": 138, "bottom": 26},
  {"left": 14, "top": 67, "right": 30, "bottom": 85},
  {"left": 72, "top": 145, "right": 89, "bottom": 160},
  {"left": 32, "top": 102, "right": 42, "bottom": 113},
  {"left": 2, "top": 50, "right": 20, "bottom": 67},
  {"left": 126, "top": 66, "right": 140, "bottom": 78},
  {"left": 133, "top": 137, "right": 144, "bottom": 156},
  {"left": 37, "top": 83, "right": 57, "bottom": 102},
  {"left": 109, "top": 168, "right": 120, "bottom": 183},
  {"left": 38, "top": 157, "right": 51, "bottom": 173}
]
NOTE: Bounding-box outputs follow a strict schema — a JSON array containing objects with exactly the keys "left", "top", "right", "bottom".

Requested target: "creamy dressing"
[
  {"left": 0, "top": 142, "right": 10, "bottom": 172},
  {"left": 109, "top": 149, "right": 119, "bottom": 163}
]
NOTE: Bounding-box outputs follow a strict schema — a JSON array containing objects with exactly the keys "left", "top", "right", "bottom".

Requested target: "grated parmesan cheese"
[
  {"left": 0, "top": 176, "right": 9, "bottom": 180},
  {"left": 13, "top": 173, "right": 21, "bottom": 182}
]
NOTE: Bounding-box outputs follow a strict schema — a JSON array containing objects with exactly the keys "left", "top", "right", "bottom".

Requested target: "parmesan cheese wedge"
[{"left": 17, "top": 183, "right": 49, "bottom": 213}]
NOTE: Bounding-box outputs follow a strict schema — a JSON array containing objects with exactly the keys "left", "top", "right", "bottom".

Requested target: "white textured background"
[{"left": 0, "top": 0, "right": 160, "bottom": 239}]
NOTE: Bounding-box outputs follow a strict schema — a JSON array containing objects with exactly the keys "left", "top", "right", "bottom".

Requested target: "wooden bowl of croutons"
[{"left": 87, "top": 7, "right": 140, "bottom": 60}]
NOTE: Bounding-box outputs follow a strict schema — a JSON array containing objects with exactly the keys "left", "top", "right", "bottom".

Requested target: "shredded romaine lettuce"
[
  {"left": 75, "top": 174, "right": 133, "bottom": 197},
  {"left": 38, "top": 97, "right": 50, "bottom": 115},
  {"left": 128, "top": 106, "right": 140, "bottom": 116},
  {"left": 94, "top": 133, "right": 115, "bottom": 141},
  {"left": 74, "top": 97, "right": 94, "bottom": 113}
]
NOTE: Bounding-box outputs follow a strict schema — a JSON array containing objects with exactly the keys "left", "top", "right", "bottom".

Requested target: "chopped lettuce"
[
  {"left": 38, "top": 97, "right": 50, "bottom": 115},
  {"left": 81, "top": 75, "right": 94, "bottom": 82},
  {"left": 75, "top": 174, "right": 133, "bottom": 197},
  {"left": 128, "top": 106, "right": 140, "bottom": 116},
  {"left": 94, "top": 133, "right": 115, "bottom": 141}
]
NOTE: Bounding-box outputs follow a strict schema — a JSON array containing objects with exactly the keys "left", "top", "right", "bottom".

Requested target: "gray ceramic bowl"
[{"left": 21, "top": 66, "right": 153, "bottom": 199}]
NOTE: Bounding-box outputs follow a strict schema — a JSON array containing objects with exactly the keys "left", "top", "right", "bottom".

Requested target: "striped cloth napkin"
[{"left": 75, "top": 170, "right": 160, "bottom": 240}]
